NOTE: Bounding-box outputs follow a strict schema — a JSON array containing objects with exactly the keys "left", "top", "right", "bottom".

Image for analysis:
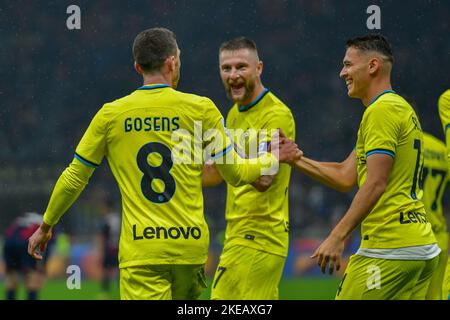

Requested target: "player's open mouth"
[{"left": 230, "top": 84, "right": 245, "bottom": 95}]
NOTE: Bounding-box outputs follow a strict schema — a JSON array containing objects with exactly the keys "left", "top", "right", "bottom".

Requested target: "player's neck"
[
  {"left": 240, "top": 82, "right": 265, "bottom": 106},
  {"left": 362, "top": 79, "right": 393, "bottom": 107},
  {"left": 142, "top": 74, "right": 172, "bottom": 87}
]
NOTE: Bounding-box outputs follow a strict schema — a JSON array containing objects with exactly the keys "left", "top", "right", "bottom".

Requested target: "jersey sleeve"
[
  {"left": 438, "top": 89, "right": 450, "bottom": 159},
  {"left": 362, "top": 103, "right": 400, "bottom": 158},
  {"left": 202, "top": 99, "right": 233, "bottom": 161},
  {"left": 258, "top": 105, "right": 296, "bottom": 155},
  {"left": 43, "top": 107, "right": 108, "bottom": 226},
  {"left": 201, "top": 99, "right": 278, "bottom": 186},
  {"left": 43, "top": 158, "right": 95, "bottom": 226},
  {"left": 74, "top": 107, "right": 108, "bottom": 168}
]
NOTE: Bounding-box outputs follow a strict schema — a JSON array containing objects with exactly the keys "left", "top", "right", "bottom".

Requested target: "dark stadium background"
[{"left": 1, "top": 0, "right": 449, "bottom": 299}]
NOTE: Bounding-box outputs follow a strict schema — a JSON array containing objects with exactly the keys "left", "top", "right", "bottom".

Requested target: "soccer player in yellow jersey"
[
  {"left": 203, "top": 37, "right": 296, "bottom": 300},
  {"left": 26, "top": 28, "right": 300, "bottom": 300},
  {"left": 438, "top": 89, "right": 450, "bottom": 300},
  {"left": 439, "top": 90, "right": 450, "bottom": 157},
  {"left": 292, "top": 34, "right": 439, "bottom": 299},
  {"left": 422, "top": 132, "right": 449, "bottom": 299}
]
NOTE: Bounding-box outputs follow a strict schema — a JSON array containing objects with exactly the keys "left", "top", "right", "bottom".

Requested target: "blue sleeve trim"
[
  {"left": 366, "top": 149, "right": 395, "bottom": 158},
  {"left": 74, "top": 153, "right": 99, "bottom": 168},
  {"left": 210, "top": 144, "right": 233, "bottom": 160},
  {"left": 446, "top": 124, "right": 450, "bottom": 133}
]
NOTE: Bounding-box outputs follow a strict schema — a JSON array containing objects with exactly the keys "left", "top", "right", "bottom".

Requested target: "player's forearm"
[
  {"left": 43, "top": 158, "right": 95, "bottom": 226},
  {"left": 294, "top": 157, "right": 354, "bottom": 192},
  {"left": 202, "top": 163, "right": 224, "bottom": 187},
  {"left": 251, "top": 175, "right": 275, "bottom": 192},
  {"left": 215, "top": 150, "right": 278, "bottom": 187},
  {"left": 40, "top": 221, "right": 52, "bottom": 232},
  {"left": 329, "top": 179, "right": 386, "bottom": 241}
]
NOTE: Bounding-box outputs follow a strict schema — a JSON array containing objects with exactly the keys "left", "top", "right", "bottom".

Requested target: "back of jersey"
[
  {"left": 76, "top": 84, "right": 225, "bottom": 268},
  {"left": 422, "top": 132, "right": 449, "bottom": 234}
]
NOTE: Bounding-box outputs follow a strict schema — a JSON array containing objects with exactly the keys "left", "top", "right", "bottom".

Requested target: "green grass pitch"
[{"left": 0, "top": 277, "right": 340, "bottom": 300}]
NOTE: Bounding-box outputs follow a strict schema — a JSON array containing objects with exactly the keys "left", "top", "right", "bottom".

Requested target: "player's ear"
[
  {"left": 257, "top": 60, "right": 263, "bottom": 77},
  {"left": 166, "top": 56, "right": 176, "bottom": 72},
  {"left": 368, "top": 57, "right": 380, "bottom": 75},
  {"left": 134, "top": 62, "right": 143, "bottom": 75}
]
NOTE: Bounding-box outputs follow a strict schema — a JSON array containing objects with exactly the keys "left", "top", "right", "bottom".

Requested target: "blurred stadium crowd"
[{"left": 1, "top": 1, "right": 449, "bottom": 281}]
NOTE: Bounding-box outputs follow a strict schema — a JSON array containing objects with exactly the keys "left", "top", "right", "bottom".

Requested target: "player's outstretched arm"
[
  {"left": 311, "top": 153, "right": 393, "bottom": 274},
  {"left": 293, "top": 150, "right": 357, "bottom": 192},
  {"left": 214, "top": 138, "right": 300, "bottom": 187},
  {"left": 250, "top": 131, "right": 302, "bottom": 192},
  {"left": 28, "top": 157, "right": 95, "bottom": 259},
  {"left": 202, "top": 143, "right": 300, "bottom": 189}
]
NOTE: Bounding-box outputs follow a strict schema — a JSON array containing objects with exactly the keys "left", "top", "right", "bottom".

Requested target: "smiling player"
[
  {"left": 27, "top": 28, "right": 300, "bottom": 300},
  {"left": 203, "top": 37, "right": 296, "bottom": 300},
  {"left": 292, "top": 34, "right": 439, "bottom": 299}
]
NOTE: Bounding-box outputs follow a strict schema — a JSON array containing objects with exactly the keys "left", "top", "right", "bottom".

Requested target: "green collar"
[{"left": 238, "top": 88, "right": 269, "bottom": 112}]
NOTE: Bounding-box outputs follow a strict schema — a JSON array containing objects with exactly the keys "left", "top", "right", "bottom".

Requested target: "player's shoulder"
[
  {"left": 439, "top": 89, "right": 450, "bottom": 101},
  {"left": 97, "top": 92, "right": 136, "bottom": 118},
  {"left": 438, "top": 89, "right": 450, "bottom": 109},
  {"left": 365, "top": 92, "right": 412, "bottom": 119},
  {"left": 102, "top": 88, "right": 218, "bottom": 119},
  {"left": 227, "top": 102, "right": 239, "bottom": 116},
  {"left": 114, "top": 87, "right": 215, "bottom": 104},
  {"left": 266, "top": 91, "right": 293, "bottom": 111},
  {"left": 423, "top": 132, "right": 446, "bottom": 151},
  {"left": 262, "top": 91, "right": 295, "bottom": 119},
  {"left": 371, "top": 92, "right": 408, "bottom": 108},
  {"left": 169, "top": 89, "right": 216, "bottom": 107},
  {"left": 172, "top": 89, "right": 222, "bottom": 119}
]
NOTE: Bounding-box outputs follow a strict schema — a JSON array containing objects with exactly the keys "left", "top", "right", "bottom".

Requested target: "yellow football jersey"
[
  {"left": 438, "top": 89, "right": 450, "bottom": 161},
  {"left": 224, "top": 89, "right": 296, "bottom": 257},
  {"left": 422, "top": 133, "right": 449, "bottom": 234},
  {"left": 356, "top": 90, "right": 436, "bottom": 249},
  {"left": 45, "top": 84, "right": 276, "bottom": 269}
]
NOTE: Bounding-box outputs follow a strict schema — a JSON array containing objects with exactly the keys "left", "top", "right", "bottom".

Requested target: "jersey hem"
[
  {"left": 357, "top": 243, "right": 440, "bottom": 260},
  {"left": 223, "top": 239, "right": 288, "bottom": 258},
  {"left": 119, "top": 257, "right": 207, "bottom": 269}
]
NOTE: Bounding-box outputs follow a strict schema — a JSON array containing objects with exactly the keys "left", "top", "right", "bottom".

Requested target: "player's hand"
[
  {"left": 310, "top": 234, "right": 345, "bottom": 275},
  {"left": 278, "top": 128, "right": 288, "bottom": 144},
  {"left": 279, "top": 140, "right": 302, "bottom": 164},
  {"left": 277, "top": 138, "right": 302, "bottom": 164},
  {"left": 269, "top": 128, "right": 288, "bottom": 150},
  {"left": 269, "top": 129, "right": 303, "bottom": 164},
  {"left": 28, "top": 223, "right": 53, "bottom": 260}
]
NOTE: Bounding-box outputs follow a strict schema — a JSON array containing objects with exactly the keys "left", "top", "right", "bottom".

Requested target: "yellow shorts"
[
  {"left": 426, "top": 231, "right": 448, "bottom": 299},
  {"left": 120, "top": 264, "right": 207, "bottom": 300},
  {"left": 336, "top": 254, "right": 439, "bottom": 300},
  {"left": 211, "top": 244, "right": 285, "bottom": 300}
]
